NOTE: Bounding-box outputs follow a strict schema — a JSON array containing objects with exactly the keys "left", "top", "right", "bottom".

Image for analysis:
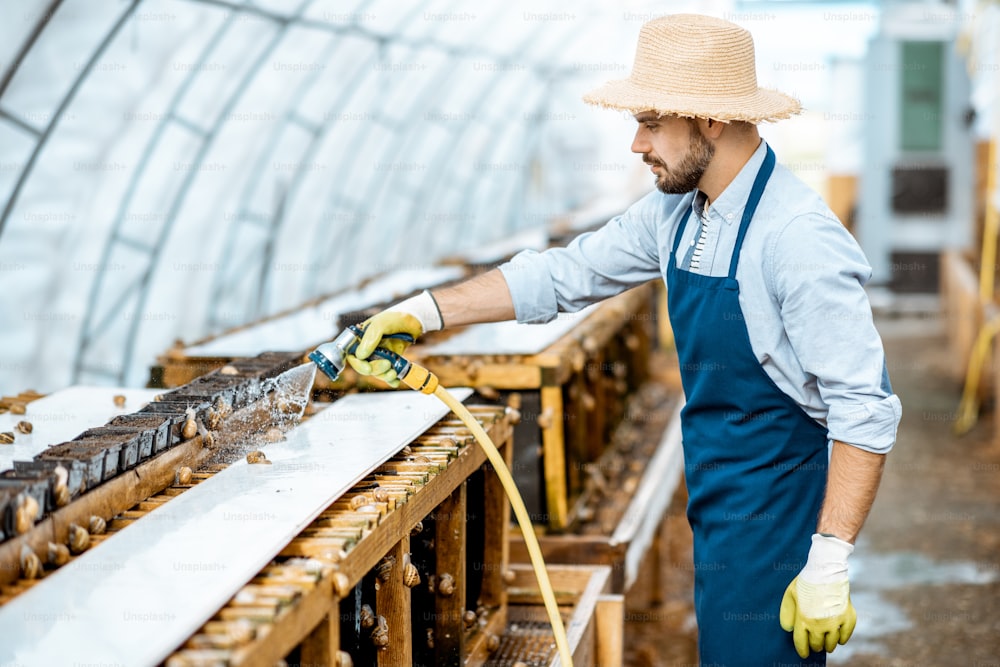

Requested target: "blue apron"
[{"left": 666, "top": 147, "right": 829, "bottom": 666}]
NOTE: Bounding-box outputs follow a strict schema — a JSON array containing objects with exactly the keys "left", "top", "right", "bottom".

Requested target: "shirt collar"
[{"left": 690, "top": 139, "right": 768, "bottom": 226}]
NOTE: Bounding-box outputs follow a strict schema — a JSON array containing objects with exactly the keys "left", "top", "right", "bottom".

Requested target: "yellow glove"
[
  {"left": 347, "top": 290, "right": 442, "bottom": 388},
  {"left": 779, "top": 534, "right": 857, "bottom": 658}
]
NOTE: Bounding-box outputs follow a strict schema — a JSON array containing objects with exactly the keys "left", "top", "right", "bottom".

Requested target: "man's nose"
[{"left": 631, "top": 126, "right": 650, "bottom": 154}]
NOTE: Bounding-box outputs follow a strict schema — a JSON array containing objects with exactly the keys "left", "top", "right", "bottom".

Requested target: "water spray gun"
[{"left": 308, "top": 325, "right": 437, "bottom": 394}]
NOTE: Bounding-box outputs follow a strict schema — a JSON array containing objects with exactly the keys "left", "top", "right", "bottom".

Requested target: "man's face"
[{"left": 631, "top": 113, "right": 715, "bottom": 194}]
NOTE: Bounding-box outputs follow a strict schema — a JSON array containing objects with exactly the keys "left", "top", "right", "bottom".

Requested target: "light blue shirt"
[{"left": 499, "top": 141, "right": 900, "bottom": 454}]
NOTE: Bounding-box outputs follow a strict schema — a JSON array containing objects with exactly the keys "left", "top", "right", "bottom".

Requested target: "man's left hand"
[{"left": 779, "top": 533, "right": 857, "bottom": 658}]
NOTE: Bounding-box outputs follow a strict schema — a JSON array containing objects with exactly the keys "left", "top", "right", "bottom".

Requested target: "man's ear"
[{"left": 697, "top": 117, "right": 725, "bottom": 140}]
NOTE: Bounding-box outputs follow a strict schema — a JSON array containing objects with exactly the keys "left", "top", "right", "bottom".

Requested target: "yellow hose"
[{"left": 400, "top": 363, "right": 574, "bottom": 666}]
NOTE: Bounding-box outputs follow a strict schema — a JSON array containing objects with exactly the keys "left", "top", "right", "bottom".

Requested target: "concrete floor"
[{"left": 624, "top": 310, "right": 1000, "bottom": 665}]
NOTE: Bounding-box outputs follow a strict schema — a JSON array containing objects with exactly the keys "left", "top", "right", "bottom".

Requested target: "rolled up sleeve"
[
  {"left": 770, "top": 213, "right": 901, "bottom": 454},
  {"left": 499, "top": 194, "right": 665, "bottom": 324}
]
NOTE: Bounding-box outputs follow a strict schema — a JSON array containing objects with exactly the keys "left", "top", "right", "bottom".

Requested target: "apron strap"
[{"left": 728, "top": 145, "right": 776, "bottom": 279}]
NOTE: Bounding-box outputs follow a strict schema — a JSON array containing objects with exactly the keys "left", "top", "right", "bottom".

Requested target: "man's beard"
[{"left": 644, "top": 125, "right": 715, "bottom": 195}]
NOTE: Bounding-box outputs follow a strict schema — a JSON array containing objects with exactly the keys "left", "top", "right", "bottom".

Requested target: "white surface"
[
  {"left": 614, "top": 400, "right": 684, "bottom": 591},
  {"left": 0, "top": 387, "right": 471, "bottom": 666},
  {"left": 420, "top": 304, "right": 599, "bottom": 356},
  {"left": 186, "top": 266, "right": 465, "bottom": 357},
  {"left": 0, "top": 386, "right": 164, "bottom": 471}
]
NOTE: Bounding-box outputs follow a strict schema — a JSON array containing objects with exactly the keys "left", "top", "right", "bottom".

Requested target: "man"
[{"left": 345, "top": 14, "right": 899, "bottom": 666}]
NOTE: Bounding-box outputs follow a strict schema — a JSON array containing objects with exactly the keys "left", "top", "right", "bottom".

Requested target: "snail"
[
  {"left": 15, "top": 493, "right": 40, "bottom": 534},
  {"left": 202, "top": 432, "right": 215, "bottom": 448},
  {"left": 437, "top": 572, "right": 455, "bottom": 597},
  {"left": 476, "top": 385, "right": 499, "bottom": 401},
  {"left": 370, "top": 616, "right": 388, "bottom": 649},
  {"left": 335, "top": 651, "right": 353, "bottom": 667},
  {"left": 464, "top": 609, "right": 477, "bottom": 627},
  {"left": 402, "top": 561, "right": 420, "bottom": 588},
  {"left": 426, "top": 628, "right": 434, "bottom": 649},
  {"left": 52, "top": 465, "right": 70, "bottom": 507},
  {"left": 486, "top": 633, "right": 500, "bottom": 652},
  {"left": 507, "top": 392, "right": 523, "bottom": 410},
  {"left": 88, "top": 515, "right": 107, "bottom": 535},
  {"left": 359, "top": 604, "right": 375, "bottom": 630},
  {"left": 181, "top": 418, "right": 198, "bottom": 440},
  {"left": 20, "top": 545, "right": 42, "bottom": 579},
  {"left": 504, "top": 406, "right": 522, "bottom": 425},
  {"left": 502, "top": 569, "right": 516, "bottom": 585},
  {"left": 375, "top": 555, "right": 395, "bottom": 582},
  {"left": 15, "top": 420, "right": 32, "bottom": 434},
  {"left": 47, "top": 542, "right": 70, "bottom": 567},
  {"left": 0, "top": 432, "right": 15, "bottom": 445},
  {"left": 332, "top": 572, "right": 351, "bottom": 598},
  {"left": 10, "top": 403, "right": 26, "bottom": 415},
  {"left": 410, "top": 521, "right": 423, "bottom": 536},
  {"left": 176, "top": 466, "right": 193, "bottom": 485},
  {"left": 349, "top": 495, "right": 373, "bottom": 510},
  {"left": 113, "top": 394, "right": 126, "bottom": 408},
  {"left": 205, "top": 409, "right": 222, "bottom": 431},
  {"left": 372, "top": 487, "right": 389, "bottom": 504},
  {"left": 246, "top": 450, "right": 271, "bottom": 465},
  {"left": 219, "top": 365, "right": 239, "bottom": 375},
  {"left": 536, "top": 407, "right": 555, "bottom": 430},
  {"left": 68, "top": 523, "right": 90, "bottom": 554}
]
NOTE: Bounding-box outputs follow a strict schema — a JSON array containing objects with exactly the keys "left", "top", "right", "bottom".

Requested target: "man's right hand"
[{"left": 346, "top": 290, "right": 443, "bottom": 387}]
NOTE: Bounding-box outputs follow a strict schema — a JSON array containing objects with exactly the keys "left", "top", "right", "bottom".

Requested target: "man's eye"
[{"left": 645, "top": 123, "right": 657, "bottom": 130}]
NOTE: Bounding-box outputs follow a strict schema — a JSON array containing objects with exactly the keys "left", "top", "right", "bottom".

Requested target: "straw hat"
[{"left": 583, "top": 14, "right": 801, "bottom": 123}]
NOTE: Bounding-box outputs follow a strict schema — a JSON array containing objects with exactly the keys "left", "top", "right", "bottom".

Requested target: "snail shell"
[
  {"left": 220, "top": 365, "right": 239, "bottom": 375},
  {"left": 213, "top": 395, "right": 232, "bottom": 418},
  {"left": 332, "top": 572, "right": 351, "bottom": 598},
  {"left": 263, "top": 427, "right": 284, "bottom": 443},
  {"left": 181, "top": 418, "right": 198, "bottom": 440},
  {"left": 486, "top": 633, "right": 500, "bottom": 652},
  {"left": 402, "top": 562, "right": 420, "bottom": 588},
  {"left": 536, "top": 407, "right": 555, "bottom": 430},
  {"left": 437, "top": 573, "right": 455, "bottom": 597},
  {"left": 359, "top": 604, "right": 375, "bottom": 630},
  {"left": 113, "top": 394, "right": 126, "bottom": 408},
  {"left": 0, "top": 432, "right": 15, "bottom": 445},
  {"left": 372, "top": 487, "right": 389, "bottom": 504},
  {"left": 507, "top": 392, "right": 523, "bottom": 410},
  {"left": 205, "top": 409, "right": 222, "bottom": 430},
  {"left": 505, "top": 406, "right": 522, "bottom": 425},
  {"left": 88, "top": 515, "right": 107, "bottom": 535},
  {"left": 410, "top": 521, "right": 423, "bottom": 536},
  {"left": 370, "top": 616, "right": 388, "bottom": 649},
  {"left": 503, "top": 569, "right": 516, "bottom": 585},
  {"left": 375, "top": 555, "right": 395, "bottom": 582},
  {"left": 69, "top": 523, "right": 90, "bottom": 554},
  {"left": 246, "top": 450, "right": 271, "bottom": 465},
  {"left": 20, "top": 545, "right": 42, "bottom": 579},
  {"left": 477, "top": 385, "right": 499, "bottom": 400},
  {"left": 349, "top": 494, "right": 373, "bottom": 510},
  {"left": 335, "top": 651, "right": 353, "bottom": 667},
  {"left": 53, "top": 484, "right": 71, "bottom": 508},
  {"left": 10, "top": 403, "right": 26, "bottom": 415},
  {"left": 15, "top": 494, "right": 40, "bottom": 534},
  {"left": 176, "top": 466, "right": 193, "bottom": 485},
  {"left": 426, "top": 628, "right": 434, "bottom": 649},
  {"left": 15, "top": 420, "right": 33, "bottom": 434},
  {"left": 399, "top": 445, "right": 412, "bottom": 457},
  {"left": 47, "top": 542, "right": 70, "bottom": 567},
  {"left": 464, "top": 609, "right": 477, "bottom": 627}
]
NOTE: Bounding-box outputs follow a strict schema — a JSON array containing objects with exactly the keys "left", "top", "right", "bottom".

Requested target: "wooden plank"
[
  {"left": 299, "top": 609, "right": 340, "bottom": 667},
  {"left": 434, "top": 483, "right": 467, "bottom": 664},
  {"left": 0, "top": 434, "right": 213, "bottom": 588},
  {"left": 595, "top": 594, "right": 624, "bottom": 667},
  {"left": 376, "top": 537, "right": 412, "bottom": 667},
  {"left": 540, "top": 384, "right": 568, "bottom": 531},
  {"left": 0, "top": 390, "right": 469, "bottom": 667},
  {"left": 478, "top": 425, "right": 512, "bottom": 611}
]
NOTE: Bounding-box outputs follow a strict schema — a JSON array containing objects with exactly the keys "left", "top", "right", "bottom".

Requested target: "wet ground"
[{"left": 623, "top": 310, "right": 1000, "bottom": 665}]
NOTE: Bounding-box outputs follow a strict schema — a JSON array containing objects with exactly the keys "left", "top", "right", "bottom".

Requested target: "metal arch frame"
[
  {"left": 227, "top": 0, "right": 442, "bottom": 327},
  {"left": 74, "top": 1, "right": 314, "bottom": 384},
  {"left": 309, "top": 9, "right": 552, "bottom": 294},
  {"left": 356, "top": 27, "right": 580, "bottom": 272},
  {"left": 297, "top": 0, "right": 502, "bottom": 296},
  {"left": 203, "top": 30, "right": 342, "bottom": 333},
  {"left": 0, "top": 0, "right": 136, "bottom": 238}
]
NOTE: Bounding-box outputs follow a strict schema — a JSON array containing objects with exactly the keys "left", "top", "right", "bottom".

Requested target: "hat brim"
[{"left": 582, "top": 78, "right": 801, "bottom": 123}]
